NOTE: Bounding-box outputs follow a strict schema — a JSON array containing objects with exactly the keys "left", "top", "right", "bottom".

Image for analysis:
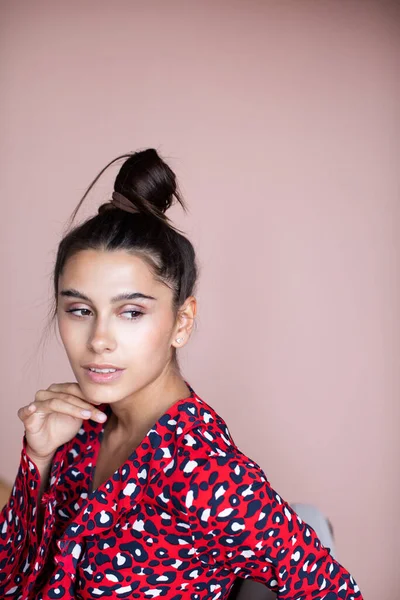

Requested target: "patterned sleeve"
[
  {"left": 0, "top": 434, "right": 41, "bottom": 593},
  {"left": 185, "top": 452, "right": 363, "bottom": 600}
]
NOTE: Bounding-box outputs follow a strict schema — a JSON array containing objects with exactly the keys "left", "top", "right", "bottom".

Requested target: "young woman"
[{"left": 0, "top": 149, "right": 363, "bottom": 599}]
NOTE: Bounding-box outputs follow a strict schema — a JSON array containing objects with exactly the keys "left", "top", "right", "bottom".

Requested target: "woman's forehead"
[{"left": 59, "top": 250, "right": 167, "bottom": 298}]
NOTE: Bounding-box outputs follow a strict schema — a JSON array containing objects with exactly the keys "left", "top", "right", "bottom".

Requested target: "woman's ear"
[{"left": 171, "top": 296, "right": 197, "bottom": 349}]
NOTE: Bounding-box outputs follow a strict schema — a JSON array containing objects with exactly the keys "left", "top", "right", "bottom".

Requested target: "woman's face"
[{"left": 57, "top": 249, "right": 180, "bottom": 405}]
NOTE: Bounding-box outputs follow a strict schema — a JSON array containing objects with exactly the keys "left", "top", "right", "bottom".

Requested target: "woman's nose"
[{"left": 87, "top": 322, "right": 116, "bottom": 353}]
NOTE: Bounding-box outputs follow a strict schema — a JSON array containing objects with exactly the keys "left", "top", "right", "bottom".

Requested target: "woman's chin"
[{"left": 79, "top": 382, "right": 119, "bottom": 406}]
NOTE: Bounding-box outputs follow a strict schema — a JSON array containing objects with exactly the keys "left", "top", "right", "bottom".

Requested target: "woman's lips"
[{"left": 84, "top": 368, "right": 125, "bottom": 384}]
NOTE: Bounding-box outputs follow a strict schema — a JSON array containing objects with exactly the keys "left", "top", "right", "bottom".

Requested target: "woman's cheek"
[
  {"left": 137, "top": 320, "right": 174, "bottom": 361},
  {"left": 57, "top": 319, "right": 74, "bottom": 354}
]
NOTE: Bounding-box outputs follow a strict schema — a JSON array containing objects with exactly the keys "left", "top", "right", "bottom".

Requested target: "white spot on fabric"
[
  {"left": 291, "top": 550, "right": 301, "bottom": 562},
  {"left": 5, "top": 586, "right": 18, "bottom": 595},
  {"left": 163, "top": 459, "right": 175, "bottom": 474},
  {"left": 215, "top": 485, "right": 226, "bottom": 499},
  {"left": 99, "top": 511, "right": 111, "bottom": 524},
  {"left": 115, "top": 584, "right": 134, "bottom": 594},
  {"left": 183, "top": 461, "right": 198, "bottom": 474},
  {"left": 183, "top": 434, "right": 196, "bottom": 446},
  {"left": 144, "top": 589, "right": 162, "bottom": 598},
  {"left": 189, "top": 569, "right": 200, "bottom": 578},
  {"left": 201, "top": 508, "right": 211, "bottom": 521},
  {"left": 83, "top": 565, "right": 94, "bottom": 575},
  {"left": 231, "top": 521, "right": 245, "bottom": 532},
  {"left": 203, "top": 412, "right": 212, "bottom": 423},
  {"left": 218, "top": 508, "right": 234, "bottom": 517},
  {"left": 123, "top": 483, "right": 137, "bottom": 496},
  {"left": 171, "top": 559, "right": 183, "bottom": 568},
  {"left": 132, "top": 519, "right": 144, "bottom": 532}
]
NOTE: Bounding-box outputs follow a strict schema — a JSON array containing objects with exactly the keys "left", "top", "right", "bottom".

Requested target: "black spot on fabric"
[
  {"left": 244, "top": 499, "right": 262, "bottom": 518},
  {"left": 149, "top": 431, "right": 162, "bottom": 449},
  {"left": 120, "top": 541, "right": 148, "bottom": 563}
]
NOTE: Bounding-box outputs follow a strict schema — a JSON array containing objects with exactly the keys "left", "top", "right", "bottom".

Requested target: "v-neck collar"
[
  {"left": 86, "top": 383, "right": 196, "bottom": 496},
  {"left": 56, "top": 382, "right": 207, "bottom": 559}
]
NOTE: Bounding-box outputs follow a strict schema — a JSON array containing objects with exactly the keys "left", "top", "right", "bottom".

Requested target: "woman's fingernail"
[
  {"left": 97, "top": 413, "right": 107, "bottom": 421},
  {"left": 81, "top": 410, "right": 92, "bottom": 417},
  {"left": 29, "top": 404, "right": 36, "bottom": 411}
]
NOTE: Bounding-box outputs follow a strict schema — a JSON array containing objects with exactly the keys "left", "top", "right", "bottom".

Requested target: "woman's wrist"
[{"left": 25, "top": 445, "right": 55, "bottom": 467}]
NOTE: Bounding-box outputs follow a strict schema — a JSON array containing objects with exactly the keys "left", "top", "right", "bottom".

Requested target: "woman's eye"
[
  {"left": 65, "top": 309, "right": 143, "bottom": 320},
  {"left": 66, "top": 309, "right": 91, "bottom": 317},
  {"left": 122, "top": 310, "right": 143, "bottom": 320}
]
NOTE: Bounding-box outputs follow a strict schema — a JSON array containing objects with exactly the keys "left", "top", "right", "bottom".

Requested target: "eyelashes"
[{"left": 65, "top": 309, "right": 144, "bottom": 321}]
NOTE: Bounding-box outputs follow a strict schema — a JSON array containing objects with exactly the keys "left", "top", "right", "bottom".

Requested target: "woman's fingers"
[
  {"left": 46, "top": 382, "right": 87, "bottom": 400},
  {"left": 28, "top": 397, "right": 107, "bottom": 423},
  {"left": 17, "top": 403, "right": 38, "bottom": 422},
  {"left": 17, "top": 382, "right": 109, "bottom": 433},
  {"left": 34, "top": 389, "right": 107, "bottom": 422}
]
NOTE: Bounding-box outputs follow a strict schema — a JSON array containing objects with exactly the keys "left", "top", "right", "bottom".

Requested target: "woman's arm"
[
  {"left": 0, "top": 435, "right": 53, "bottom": 593},
  {"left": 26, "top": 447, "right": 54, "bottom": 544},
  {"left": 186, "top": 453, "right": 363, "bottom": 599}
]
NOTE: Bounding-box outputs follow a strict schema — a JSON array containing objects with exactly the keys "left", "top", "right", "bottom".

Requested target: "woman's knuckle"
[{"left": 48, "top": 397, "right": 59, "bottom": 409}]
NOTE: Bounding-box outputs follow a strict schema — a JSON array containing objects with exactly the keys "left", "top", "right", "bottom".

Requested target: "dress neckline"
[{"left": 87, "top": 381, "right": 196, "bottom": 496}]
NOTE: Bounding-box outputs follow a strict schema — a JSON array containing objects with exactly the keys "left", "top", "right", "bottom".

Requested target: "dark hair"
[{"left": 39, "top": 148, "right": 198, "bottom": 365}]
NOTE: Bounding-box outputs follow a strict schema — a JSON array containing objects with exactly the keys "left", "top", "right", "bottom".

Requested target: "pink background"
[{"left": 1, "top": 1, "right": 399, "bottom": 597}]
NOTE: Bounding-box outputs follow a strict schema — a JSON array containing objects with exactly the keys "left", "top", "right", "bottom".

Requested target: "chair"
[
  {"left": 227, "top": 503, "right": 336, "bottom": 599},
  {"left": 0, "top": 479, "right": 12, "bottom": 511}
]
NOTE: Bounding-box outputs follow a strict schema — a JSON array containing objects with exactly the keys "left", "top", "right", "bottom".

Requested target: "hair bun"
[{"left": 114, "top": 148, "right": 184, "bottom": 220}]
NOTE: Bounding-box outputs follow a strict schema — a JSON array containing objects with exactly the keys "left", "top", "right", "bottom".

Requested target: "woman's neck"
[{"left": 104, "top": 374, "right": 190, "bottom": 446}]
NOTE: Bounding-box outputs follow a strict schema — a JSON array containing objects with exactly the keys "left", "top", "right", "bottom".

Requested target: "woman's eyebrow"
[{"left": 59, "top": 289, "right": 157, "bottom": 302}]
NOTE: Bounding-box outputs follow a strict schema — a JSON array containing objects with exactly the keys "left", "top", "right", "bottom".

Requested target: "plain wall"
[{"left": 1, "top": 1, "right": 399, "bottom": 597}]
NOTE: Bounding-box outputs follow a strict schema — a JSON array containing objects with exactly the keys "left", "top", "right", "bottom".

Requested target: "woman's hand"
[{"left": 18, "top": 383, "right": 108, "bottom": 462}]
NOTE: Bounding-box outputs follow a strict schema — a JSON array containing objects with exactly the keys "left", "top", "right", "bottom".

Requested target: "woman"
[{"left": 0, "top": 149, "right": 363, "bottom": 599}]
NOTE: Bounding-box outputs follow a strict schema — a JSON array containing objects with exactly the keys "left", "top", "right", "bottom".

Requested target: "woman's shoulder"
[
  {"left": 166, "top": 395, "right": 271, "bottom": 523},
  {"left": 173, "top": 390, "right": 267, "bottom": 486}
]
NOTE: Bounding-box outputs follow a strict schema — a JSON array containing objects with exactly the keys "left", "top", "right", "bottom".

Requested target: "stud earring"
[{"left": 176, "top": 337, "right": 184, "bottom": 344}]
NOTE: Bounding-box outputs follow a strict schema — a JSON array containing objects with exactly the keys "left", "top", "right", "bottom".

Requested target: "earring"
[{"left": 176, "top": 337, "right": 184, "bottom": 344}]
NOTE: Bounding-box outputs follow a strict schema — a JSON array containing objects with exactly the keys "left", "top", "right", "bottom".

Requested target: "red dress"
[{"left": 0, "top": 384, "right": 363, "bottom": 599}]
